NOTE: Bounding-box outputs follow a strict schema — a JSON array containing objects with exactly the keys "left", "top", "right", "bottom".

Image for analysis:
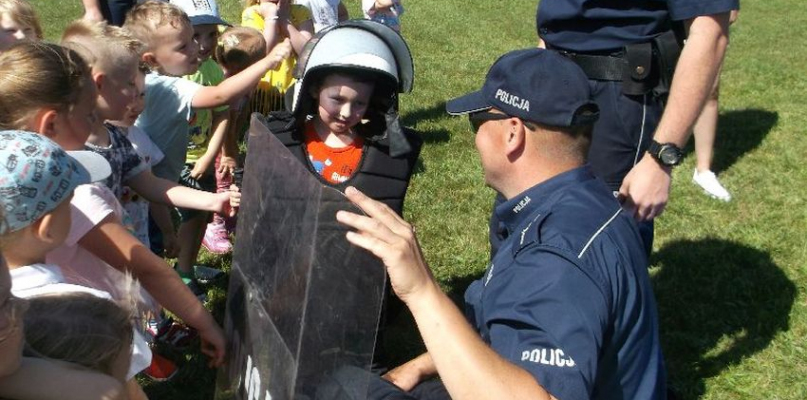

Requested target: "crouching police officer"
[
  {"left": 537, "top": 0, "right": 738, "bottom": 254},
  {"left": 337, "top": 49, "right": 666, "bottom": 400}
]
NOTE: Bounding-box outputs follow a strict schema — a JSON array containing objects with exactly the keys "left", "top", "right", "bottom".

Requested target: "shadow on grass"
[
  {"left": 402, "top": 102, "right": 451, "bottom": 144},
  {"left": 684, "top": 109, "right": 778, "bottom": 173},
  {"left": 652, "top": 238, "right": 795, "bottom": 400},
  {"left": 382, "top": 270, "right": 485, "bottom": 368}
]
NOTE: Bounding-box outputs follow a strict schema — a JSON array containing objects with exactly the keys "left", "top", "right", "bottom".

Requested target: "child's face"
[
  {"left": 50, "top": 80, "right": 101, "bottom": 151},
  {"left": 120, "top": 71, "right": 146, "bottom": 127},
  {"left": 0, "top": 254, "right": 26, "bottom": 378},
  {"left": 313, "top": 74, "right": 374, "bottom": 135},
  {"left": 0, "top": 13, "right": 36, "bottom": 51},
  {"left": 96, "top": 64, "right": 139, "bottom": 121},
  {"left": 193, "top": 24, "right": 219, "bottom": 62},
  {"left": 151, "top": 22, "right": 199, "bottom": 76}
]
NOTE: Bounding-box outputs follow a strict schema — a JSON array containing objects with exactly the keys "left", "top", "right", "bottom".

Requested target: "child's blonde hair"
[
  {"left": 123, "top": 0, "right": 191, "bottom": 49},
  {"left": 216, "top": 26, "right": 267, "bottom": 74},
  {"left": 0, "top": 0, "right": 43, "bottom": 40},
  {"left": 23, "top": 292, "right": 135, "bottom": 377},
  {"left": 0, "top": 41, "right": 92, "bottom": 131},
  {"left": 61, "top": 19, "right": 143, "bottom": 78},
  {"left": 244, "top": 0, "right": 261, "bottom": 7}
]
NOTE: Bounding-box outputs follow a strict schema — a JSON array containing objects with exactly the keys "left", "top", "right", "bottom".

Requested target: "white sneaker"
[{"left": 693, "top": 169, "right": 731, "bottom": 202}]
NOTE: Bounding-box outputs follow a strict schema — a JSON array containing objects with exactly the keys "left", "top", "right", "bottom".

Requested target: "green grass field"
[{"left": 28, "top": 0, "right": 807, "bottom": 399}]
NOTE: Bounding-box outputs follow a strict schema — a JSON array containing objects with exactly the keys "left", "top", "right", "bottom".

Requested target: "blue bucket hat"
[
  {"left": 0, "top": 131, "right": 111, "bottom": 235},
  {"left": 446, "top": 48, "right": 599, "bottom": 127}
]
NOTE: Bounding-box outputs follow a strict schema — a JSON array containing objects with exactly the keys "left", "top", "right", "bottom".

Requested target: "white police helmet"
[{"left": 289, "top": 19, "right": 414, "bottom": 115}]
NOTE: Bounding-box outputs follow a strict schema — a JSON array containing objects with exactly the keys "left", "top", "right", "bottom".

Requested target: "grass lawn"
[{"left": 28, "top": 0, "right": 807, "bottom": 399}]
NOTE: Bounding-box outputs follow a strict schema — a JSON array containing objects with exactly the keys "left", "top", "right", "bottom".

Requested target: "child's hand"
[
  {"left": 217, "top": 156, "right": 238, "bottom": 177},
  {"left": 198, "top": 323, "right": 227, "bottom": 368},
  {"left": 163, "top": 231, "right": 181, "bottom": 258},
  {"left": 212, "top": 189, "right": 241, "bottom": 217},
  {"left": 266, "top": 38, "right": 292, "bottom": 66},
  {"left": 229, "top": 185, "right": 241, "bottom": 210},
  {"left": 191, "top": 156, "right": 214, "bottom": 180}
]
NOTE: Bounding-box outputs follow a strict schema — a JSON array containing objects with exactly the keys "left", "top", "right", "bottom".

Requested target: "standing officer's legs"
[{"left": 587, "top": 81, "right": 663, "bottom": 255}]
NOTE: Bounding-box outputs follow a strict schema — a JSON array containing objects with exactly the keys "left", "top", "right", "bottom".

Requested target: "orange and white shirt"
[{"left": 304, "top": 122, "right": 364, "bottom": 184}]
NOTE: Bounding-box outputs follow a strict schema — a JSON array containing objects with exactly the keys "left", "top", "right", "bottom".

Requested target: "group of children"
[{"left": 0, "top": 0, "right": 414, "bottom": 397}]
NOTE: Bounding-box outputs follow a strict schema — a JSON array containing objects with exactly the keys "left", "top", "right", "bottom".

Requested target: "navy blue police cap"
[{"left": 446, "top": 48, "right": 599, "bottom": 127}]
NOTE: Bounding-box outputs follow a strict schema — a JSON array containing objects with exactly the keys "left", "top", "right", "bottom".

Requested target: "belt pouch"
[
  {"left": 622, "top": 42, "right": 654, "bottom": 96},
  {"left": 651, "top": 30, "right": 683, "bottom": 98}
]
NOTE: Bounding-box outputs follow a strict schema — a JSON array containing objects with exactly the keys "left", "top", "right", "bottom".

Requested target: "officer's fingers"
[
  {"left": 344, "top": 186, "right": 408, "bottom": 228},
  {"left": 618, "top": 190, "right": 640, "bottom": 220},
  {"left": 344, "top": 228, "right": 394, "bottom": 262},
  {"left": 648, "top": 202, "right": 666, "bottom": 220},
  {"left": 337, "top": 210, "right": 401, "bottom": 246}
]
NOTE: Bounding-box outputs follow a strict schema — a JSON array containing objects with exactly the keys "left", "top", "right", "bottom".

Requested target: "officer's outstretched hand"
[
  {"left": 336, "top": 187, "right": 437, "bottom": 305},
  {"left": 618, "top": 154, "right": 672, "bottom": 221}
]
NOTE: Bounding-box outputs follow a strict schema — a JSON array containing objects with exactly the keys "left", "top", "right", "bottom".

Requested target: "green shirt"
[{"left": 184, "top": 58, "right": 228, "bottom": 163}]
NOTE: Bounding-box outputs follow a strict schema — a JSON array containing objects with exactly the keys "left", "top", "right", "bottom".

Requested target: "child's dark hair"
[
  {"left": 0, "top": 42, "right": 92, "bottom": 130},
  {"left": 23, "top": 292, "right": 134, "bottom": 377}
]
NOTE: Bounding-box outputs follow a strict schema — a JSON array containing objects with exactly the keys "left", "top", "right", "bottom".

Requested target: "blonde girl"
[
  {"left": 0, "top": 0, "right": 42, "bottom": 51},
  {"left": 0, "top": 41, "right": 227, "bottom": 368},
  {"left": 242, "top": 0, "right": 313, "bottom": 113}
]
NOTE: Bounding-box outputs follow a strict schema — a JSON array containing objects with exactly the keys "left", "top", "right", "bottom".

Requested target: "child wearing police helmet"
[
  {"left": 259, "top": 20, "right": 419, "bottom": 370},
  {"left": 262, "top": 19, "right": 420, "bottom": 217}
]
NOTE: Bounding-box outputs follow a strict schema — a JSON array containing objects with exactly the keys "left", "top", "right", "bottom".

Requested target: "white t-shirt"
[
  {"left": 135, "top": 73, "right": 202, "bottom": 182},
  {"left": 296, "top": 0, "right": 341, "bottom": 32},
  {"left": 10, "top": 263, "right": 152, "bottom": 380},
  {"left": 120, "top": 125, "right": 165, "bottom": 246}
]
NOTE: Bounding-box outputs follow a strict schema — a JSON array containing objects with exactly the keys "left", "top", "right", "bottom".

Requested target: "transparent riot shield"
[{"left": 216, "top": 114, "right": 387, "bottom": 400}]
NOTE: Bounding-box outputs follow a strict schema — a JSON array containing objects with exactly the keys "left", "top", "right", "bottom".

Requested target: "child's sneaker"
[
  {"left": 202, "top": 220, "right": 232, "bottom": 254},
  {"left": 693, "top": 169, "right": 731, "bottom": 202},
  {"left": 154, "top": 317, "right": 198, "bottom": 350},
  {"left": 194, "top": 264, "right": 224, "bottom": 286},
  {"left": 142, "top": 353, "right": 179, "bottom": 382}
]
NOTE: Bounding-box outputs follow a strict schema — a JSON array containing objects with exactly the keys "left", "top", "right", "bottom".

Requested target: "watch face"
[{"left": 660, "top": 146, "right": 682, "bottom": 166}]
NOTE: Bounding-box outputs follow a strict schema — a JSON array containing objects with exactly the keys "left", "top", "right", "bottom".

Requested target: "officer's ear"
[{"left": 505, "top": 117, "right": 527, "bottom": 161}]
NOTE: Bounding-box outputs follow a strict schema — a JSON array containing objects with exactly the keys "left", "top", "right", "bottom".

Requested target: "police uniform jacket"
[
  {"left": 537, "top": 0, "right": 740, "bottom": 53},
  {"left": 465, "top": 166, "right": 666, "bottom": 399}
]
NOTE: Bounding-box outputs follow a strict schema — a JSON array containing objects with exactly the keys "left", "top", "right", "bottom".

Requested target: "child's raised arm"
[
  {"left": 190, "top": 110, "right": 230, "bottom": 179},
  {"left": 78, "top": 216, "right": 226, "bottom": 367},
  {"left": 191, "top": 39, "right": 292, "bottom": 109},
  {"left": 277, "top": 0, "right": 314, "bottom": 56}
]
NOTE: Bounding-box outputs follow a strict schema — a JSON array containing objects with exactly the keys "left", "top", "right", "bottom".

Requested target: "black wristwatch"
[{"left": 647, "top": 140, "right": 683, "bottom": 167}]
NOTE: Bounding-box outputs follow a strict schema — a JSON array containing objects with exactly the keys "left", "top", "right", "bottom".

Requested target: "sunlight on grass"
[{"left": 24, "top": 0, "right": 807, "bottom": 398}]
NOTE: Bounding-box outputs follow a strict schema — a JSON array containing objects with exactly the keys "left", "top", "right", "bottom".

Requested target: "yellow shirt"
[{"left": 242, "top": 4, "right": 312, "bottom": 113}]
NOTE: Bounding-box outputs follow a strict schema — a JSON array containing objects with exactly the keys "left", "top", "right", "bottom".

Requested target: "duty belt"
[
  {"left": 551, "top": 30, "right": 682, "bottom": 97},
  {"left": 556, "top": 52, "right": 627, "bottom": 82},
  {"left": 554, "top": 43, "right": 655, "bottom": 96}
]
